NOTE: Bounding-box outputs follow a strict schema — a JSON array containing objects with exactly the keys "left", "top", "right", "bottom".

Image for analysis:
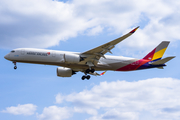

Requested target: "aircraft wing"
[
  {"left": 81, "top": 71, "right": 106, "bottom": 76},
  {"left": 79, "top": 26, "right": 139, "bottom": 66}
]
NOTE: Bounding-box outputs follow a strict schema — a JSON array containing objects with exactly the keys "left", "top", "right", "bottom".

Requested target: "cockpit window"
[{"left": 11, "top": 50, "right": 15, "bottom": 53}]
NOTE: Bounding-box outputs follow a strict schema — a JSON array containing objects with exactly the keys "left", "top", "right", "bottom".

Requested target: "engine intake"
[{"left": 57, "top": 67, "right": 76, "bottom": 77}]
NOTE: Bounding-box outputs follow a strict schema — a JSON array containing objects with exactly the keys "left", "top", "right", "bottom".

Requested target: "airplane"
[{"left": 4, "top": 26, "right": 175, "bottom": 80}]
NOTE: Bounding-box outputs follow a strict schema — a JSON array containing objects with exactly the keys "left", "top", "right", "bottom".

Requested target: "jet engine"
[
  {"left": 64, "top": 53, "right": 80, "bottom": 64},
  {"left": 57, "top": 67, "right": 76, "bottom": 77}
]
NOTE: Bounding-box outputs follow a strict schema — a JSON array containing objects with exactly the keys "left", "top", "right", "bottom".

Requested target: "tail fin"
[{"left": 143, "top": 41, "right": 170, "bottom": 61}]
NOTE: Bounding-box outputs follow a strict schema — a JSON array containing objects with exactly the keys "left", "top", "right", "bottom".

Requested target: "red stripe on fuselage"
[{"left": 116, "top": 59, "right": 151, "bottom": 71}]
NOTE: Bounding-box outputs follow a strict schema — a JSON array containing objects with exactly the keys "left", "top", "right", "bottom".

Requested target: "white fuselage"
[
  {"left": 4, "top": 27, "right": 172, "bottom": 79},
  {"left": 4, "top": 48, "right": 138, "bottom": 71}
]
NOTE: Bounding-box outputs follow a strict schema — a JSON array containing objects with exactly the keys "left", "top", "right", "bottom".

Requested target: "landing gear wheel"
[
  {"left": 81, "top": 75, "right": 91, "bottom": 80},
  {"left": 13, "top": 61, "right": 17, "bottom": 70},
  {"left": 91, "top": 69, "right": 95, "bottom": 73},
  {"left": 14, "top": 66, "right": 17, "bottom": 69},
  {"left": 85, "top": 69, "right": 90, "bottom": 73},
  {"left": 86, "top": 75, "right": 90, "bottom": 80},
  {"left": 81, "top": 76, "right": 86, "bottom": 80},
  {"left": 85, "top": 68, "right": 95, "bottom": 73}
]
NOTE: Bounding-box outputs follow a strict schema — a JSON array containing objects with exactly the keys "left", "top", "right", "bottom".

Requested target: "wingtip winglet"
[
  {"left": 129, "top": 26, "right": 140, "bottom": 33},
  {"left": 100, "top": 71, "right": 106, "bottom": 76}
]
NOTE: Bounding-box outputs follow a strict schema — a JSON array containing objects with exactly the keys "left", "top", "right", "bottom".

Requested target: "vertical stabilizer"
[{"left": 143, "top": 41, "right": 170, "bottom": 61}]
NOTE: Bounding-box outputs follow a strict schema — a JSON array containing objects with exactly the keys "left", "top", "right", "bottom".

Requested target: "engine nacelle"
[
  {"left": 64, "top": 53, "right": 80, "bottom": 64},
  {"left": 57, "top": 67, "right": 75, "bottom": 77}
]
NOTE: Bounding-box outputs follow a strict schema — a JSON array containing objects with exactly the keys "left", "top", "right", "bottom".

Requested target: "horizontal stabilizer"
[{"left": 151, "top": 56, "right": 175, "bottom": 65}]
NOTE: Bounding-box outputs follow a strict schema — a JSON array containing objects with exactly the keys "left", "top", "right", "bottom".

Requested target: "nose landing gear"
[{"left": 13, "top": 61, "right": 17, "bottom": 69}]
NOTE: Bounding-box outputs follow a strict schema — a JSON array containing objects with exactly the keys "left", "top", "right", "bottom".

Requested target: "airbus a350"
[{"left": 4, "top": 27, "right": 175, "bottom": 80}]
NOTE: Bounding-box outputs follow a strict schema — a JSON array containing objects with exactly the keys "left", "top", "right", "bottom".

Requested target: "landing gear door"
[{"left": 21, "top": 49, "right": 25, "bottom": 55}]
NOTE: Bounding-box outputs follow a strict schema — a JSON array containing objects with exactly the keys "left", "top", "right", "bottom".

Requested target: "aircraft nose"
[{"left": 4, "top": 54, "right": 10, "bottom": 60}]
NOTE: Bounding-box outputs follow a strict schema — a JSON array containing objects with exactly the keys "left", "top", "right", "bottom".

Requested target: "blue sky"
[{"left": 0, "top": 0, "right": 180, "bottom": 120}]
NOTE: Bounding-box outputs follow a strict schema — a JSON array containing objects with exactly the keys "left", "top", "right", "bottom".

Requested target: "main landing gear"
[
  {"left": 13, "top": 61, "right": 17, "bottom": 69},
  {"left": 81, "top": 75, "right": 90, "bottom": 80},
  {"left": 81, "top": 68, "right": 95, "bottom": 80},
  {"left": 85, "top": 68, "right": 95, "bottom": 73}
]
